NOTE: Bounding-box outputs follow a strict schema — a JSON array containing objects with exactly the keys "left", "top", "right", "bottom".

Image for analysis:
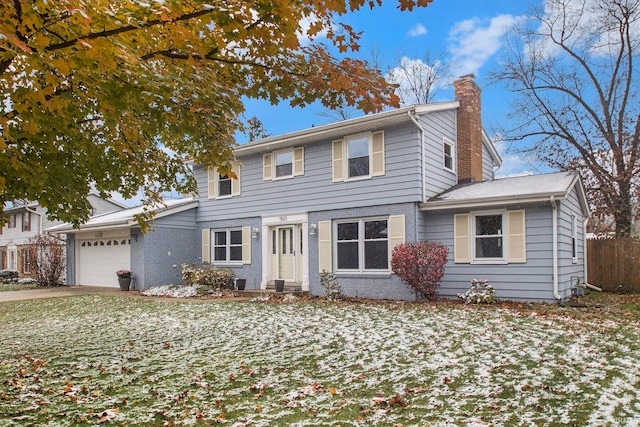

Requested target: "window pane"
[
  {"left": 476, "top": 215, "right": 502, "bottom": 236},
  {"left": 275, "top": 163, "right": 292, "bottom": 177},
  {"left": 476, "top": 237, "right": 503, "bottom": 258},
  {"left": 214, "top": 247, "right": 226, "bottom": 261},
  {"left": 276, "top": 151, "right": 293, "bottom": 165},
  {"left": 365, "top": 241, "right": 388, "bottom": 269},
  {"left": 337, "top": 222, "right": 358, "bottom": 241},
  {"left": 337, "top": 241, "right": 359, "bottom": 269},
  {"left": 219, "top": 179, "right": 232, "bottom": 196},
  {"left": 230, "top": 230, "right": 242, "bottom": 245},
  {"left": 215, "top": 231, "right": 226, "bottom": 245},
  {"left": 348, "top": 137, "right": 369, "bottom": 157},
  {"left": 444, "top": 155, "right": 453, "bottom": 170},
  {"left": 365, "top": 220, "right": 388, "bottom": 239},
  {"left": 230, "top": 246, "right": 242, "bottom": 261},
  {"left": 349, "top": 157, "right": 369, "bottom": 177}
]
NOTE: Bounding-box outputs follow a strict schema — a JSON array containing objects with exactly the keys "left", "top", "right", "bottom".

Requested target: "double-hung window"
[
  {"left": 22, "top": 212, "right": 31, "bottom": 232},
  {"left": 443, "top": 138, "right": 454, "bottom": 172},
  {"left": 474, "top": 213, "right": 504, "bottom": 261},
  {"left": 347, "top": 136, "right": 370, "bottom": 178},
  {"left": 213, "top": 229, "right": 243, "bottom": 263},
  {"left": 335, "top": 218, "right": 389, "bottom": 272},
  {"left": 218, "top": 173, "right": 232, "bottom": 197},
  {"left": 275, "top": 151, "right": 293, "bottom": 178},
  {"left": 8, "top": 215, "right": 16, "bottom": 228}
]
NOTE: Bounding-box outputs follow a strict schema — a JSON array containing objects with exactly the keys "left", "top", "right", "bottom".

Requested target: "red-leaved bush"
[{"left": 391, "top": 241, "right": 448, "bottom": 300}]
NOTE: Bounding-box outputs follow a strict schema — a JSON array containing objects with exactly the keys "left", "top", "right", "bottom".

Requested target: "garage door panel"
[{"left": 77, "top": 238, "right": 130, "bottom": 287}]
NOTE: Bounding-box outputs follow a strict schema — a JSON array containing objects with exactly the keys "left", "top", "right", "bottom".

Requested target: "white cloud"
[
  {"left": 448, "top": 14, "right": 522, "bottom": 76},
  {"left": 297, "top": 14, "right": 331, "bottom": 45},
  {"left": 408, "top": 23, "right": 427, "bottom": 37},
  {"left": 492, "top": 139, "right": 540, "bottom": 178}
]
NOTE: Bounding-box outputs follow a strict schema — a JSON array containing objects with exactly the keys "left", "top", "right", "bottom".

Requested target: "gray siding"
[
  {"left": 482, "top": 144, "right": 495, "bottom": 181},
  {"left": 557, "top": 187, "right": 586, "bottom": 298},
  {"left": 134, "top": 209, "right": 199, "bottom": 289},
  {"left": 420, "top": 110, "right": 458, "bottom": 198},
  {"left": 198, "top": 217, "right": 263, "bottom": 290},
  {"left": 309, "top": 203, "right": 419, "bottom": 301},
  {"left": 65, "top": 234, "right": 76, "bottom": 285},
  {"left": 425, "top": 204, "right": 557, "bottom": 302},
  {"left": 87, "top": 194, "right": 125, "bottom": 216},
  {"left": 195, "top": 124, "right": 422, "bottom": 222},
  {"left": 130, "top": 230, "right": 145, "bottom": 290}
]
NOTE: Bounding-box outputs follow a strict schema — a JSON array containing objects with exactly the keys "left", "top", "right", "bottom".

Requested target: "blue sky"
[{"left": 240, "top": 0, "right": 549, "bottom": 177}]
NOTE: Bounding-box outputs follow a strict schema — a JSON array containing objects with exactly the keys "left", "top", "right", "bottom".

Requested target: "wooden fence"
[{"left": 587, "top": 237, "right": 640, "bottom": 293}]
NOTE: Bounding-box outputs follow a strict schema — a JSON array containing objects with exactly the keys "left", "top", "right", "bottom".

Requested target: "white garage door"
[{"left": 76, "top": 236, "right": 131, "bottom": 287}]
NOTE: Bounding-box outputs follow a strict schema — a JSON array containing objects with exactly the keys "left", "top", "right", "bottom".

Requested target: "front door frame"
[
  {"left": 261, "top": 213, "right": 309, "bottom": 291},
  {"left": 7, "top": 244, "right": 17, "bottom": 271}
]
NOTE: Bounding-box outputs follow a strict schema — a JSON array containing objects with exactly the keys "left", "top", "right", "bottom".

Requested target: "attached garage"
[{"left": 76, "top": 235, "right": 131, "bottom": 287}]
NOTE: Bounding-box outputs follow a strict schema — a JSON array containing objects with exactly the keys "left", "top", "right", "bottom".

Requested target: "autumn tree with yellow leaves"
[{"left": 0, "top": 0, "right": 433, "bottom": 226}]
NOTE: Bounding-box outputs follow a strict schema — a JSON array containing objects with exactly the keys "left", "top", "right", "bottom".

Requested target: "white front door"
[
  {"left": 8, "top": 246, "right": 17, "bottom": 271},
  {"left": 276, "top": 226, "right": 296, "bottom": 281}
]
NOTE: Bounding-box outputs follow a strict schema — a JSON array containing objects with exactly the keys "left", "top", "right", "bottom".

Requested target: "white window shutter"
[
  {"left": 332, "top": 139, "right": 344, "bottom": 182},
  {"left": 201, "top": 229, "right": 211, "bottom": 263},
  {"left": 454, "top": 214, "right": 470, "bottom": 263},
  {"left": 232, "top": 162, "right": 241, "bottom": 196},
  {"left": 263, "top": 154, "right": 273, "bottom": 180},
  {"left": 207, "top": 167, "right": 217, "bottom": 199},
  {"left": 242, "top": 226, "right": 251, "bottom": 265},
  {"left": 388, "top": 215, "right": 405, "bottom": 261},
  {"left": 318, "top": 221, "right": 332, "bottom": 272},
  {"left": 507, "top": 210, "right": 526, "bottom": 263},
  {"left": 371, "top": 131, "right": 385, "bottom": 176},
  {"left": 293, "top": 147, "right": 305, "bottom": 176}
]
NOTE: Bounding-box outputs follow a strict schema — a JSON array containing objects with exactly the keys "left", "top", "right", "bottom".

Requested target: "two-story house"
[
  {"left": 56, "top": 75, "right": 589, "bottom": 302},
  {"left": 1, "top": 195, "right": 126, "bottom": 278}
]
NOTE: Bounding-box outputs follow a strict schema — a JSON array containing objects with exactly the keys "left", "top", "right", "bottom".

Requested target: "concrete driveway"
[{"left": 0, "top": 286, "right": 125, "bottom": 303}]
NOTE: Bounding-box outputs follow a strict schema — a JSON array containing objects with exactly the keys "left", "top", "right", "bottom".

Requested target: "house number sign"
[{"left": 279, "top": 216, "right": 288, "bottom": 222}]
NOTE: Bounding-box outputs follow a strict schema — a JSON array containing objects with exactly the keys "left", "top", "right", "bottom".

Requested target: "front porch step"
[
  {"left": 236, "top": 290, "right": 309, "bottom": 298},
  {"left": 265, "top": 283, "right": 303, "bottom": 292}
]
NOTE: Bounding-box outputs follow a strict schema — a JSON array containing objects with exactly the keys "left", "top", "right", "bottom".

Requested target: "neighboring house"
[
  {"left": 0, "top": 194, "right": 125, "bottom": 277},
  {"left": 47, "top": 198, "right": 198, "bottom": 289},
  {"left": 53, "top": 75, "right": 590, "bottom": 302}
]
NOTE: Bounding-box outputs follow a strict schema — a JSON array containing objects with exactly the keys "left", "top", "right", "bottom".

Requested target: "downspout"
[
  {"left": 550, "top": 196, "right": 561, "bottom": 300},
  {"left": 409, "top": 111, "right": 426, "bottom": 243},
  {"left": 408, "top": 110, "right": 426, "bottom": 202},
  {"left": 24, "top": 206, "right": 42, "bottom": 234}
]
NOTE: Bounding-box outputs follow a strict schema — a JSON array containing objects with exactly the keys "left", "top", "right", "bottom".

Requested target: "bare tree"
[
  {"left": 386, "top": 50, "right": 451, "bottom": 105},
  {"left": 494, "top": 0, "right": 640, "bottom": 236},
  {"left": 245, "top": 116, "right": 271, "bottom": 141}
]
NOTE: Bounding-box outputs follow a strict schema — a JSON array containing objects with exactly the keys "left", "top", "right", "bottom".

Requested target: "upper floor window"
[
  {"left": 263, "top": 148, "right": 304, "bottom": 180},
  {"left": 22, "top": 212, "right": 31, "bottom": 232},
  {"left": 8, "top": 214, "right": 16, "bottom": 228},
  {"left": 332, "top": 131, "right": 385, "bottom": 182},
  {"left": 218, "top": 173, "right": 232, "bottom": 197},
  {"left": 347, "top": 136, "right": 370, "bottom": 178},
  {"left": 572, "top": 214, "right": 578, "bottom": 264},
  {"left": 208, "top": 162, "right": 241, "bottom": 199},
  {"left": 443, "top": 138, "right": 455, "bottom": 172}
]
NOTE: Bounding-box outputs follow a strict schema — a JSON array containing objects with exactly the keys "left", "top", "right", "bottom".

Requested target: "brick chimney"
[{"left": 454, "top": 74, "right": 483, "bottom": 184}]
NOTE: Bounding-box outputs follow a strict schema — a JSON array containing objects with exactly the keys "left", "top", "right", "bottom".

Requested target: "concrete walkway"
[{"left": 0, "top": 286, "right": 125, "bottom": 302}]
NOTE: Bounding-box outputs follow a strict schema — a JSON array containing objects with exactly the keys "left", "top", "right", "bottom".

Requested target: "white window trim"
[
  {"left": 273, "top": 149, "right": 294, "bottom": 180},
  {"left": 471, "top": 210, "right": 507, "bottom": 264},
  {"left": 443, "top": 137, "right": 455, "bottom": 174},
  {"left": 344, "top": 132, "right": 373, "bottom": 182},
  {"left": 333, "top": 217, "right": 390, "bottom": 273},
  {"left": 212, "top": 228, "right": 243, "bottom": 265}
]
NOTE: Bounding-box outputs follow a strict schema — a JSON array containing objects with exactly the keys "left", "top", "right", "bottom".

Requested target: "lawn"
[{"left": 0, "top": 294, "right": 639, "bottom": 426}]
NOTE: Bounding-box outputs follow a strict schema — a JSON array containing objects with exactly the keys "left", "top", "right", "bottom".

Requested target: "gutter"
[
  {"left": 420, "top": 193, "right": 569, "bottom": 211},
  {"left": 583, "top": 217, "right": 589, "bottom": 285},
  {"left": 550, "top": 196, "right": 561, "bottom": 300}
]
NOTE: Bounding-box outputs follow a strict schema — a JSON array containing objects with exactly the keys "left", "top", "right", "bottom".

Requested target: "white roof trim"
[
  {"left": 46, "top": 199, "right": 198, "bottom": 234},
  {"left": 482, "top": 130, "right": 502, "bottom": 167},
  {"left": 420, "top": 192, "right": 570, "bottom": 211}
]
